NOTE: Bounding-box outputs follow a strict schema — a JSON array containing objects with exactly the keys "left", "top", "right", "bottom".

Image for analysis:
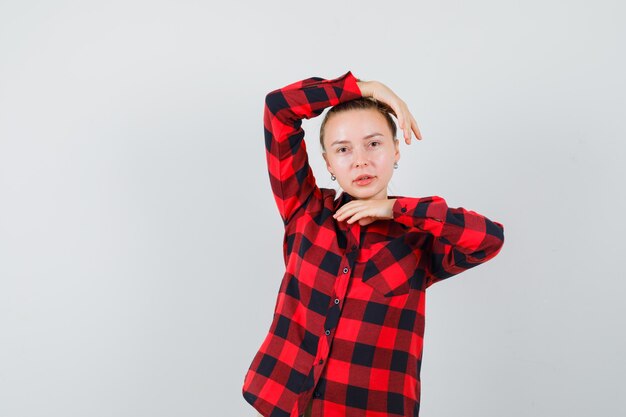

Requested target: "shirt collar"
[
  {"left": 334, "top": 191, "right": 355, "bottom": 211},
  {"left": 334, "top": 191, "right": 404, "bottom": 211}
]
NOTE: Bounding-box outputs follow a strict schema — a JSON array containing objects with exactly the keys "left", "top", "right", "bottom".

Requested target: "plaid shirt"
[{"left": 242, "top": 71, "right": 505, "bottom": 417}]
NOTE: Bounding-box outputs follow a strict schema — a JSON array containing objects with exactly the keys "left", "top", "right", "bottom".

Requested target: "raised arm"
[
  {"left": 391, "top": 196, "right": 505, "bottom": 288},
  {"left": 264, "top": 70, "right": 362, "bottom": 225}
]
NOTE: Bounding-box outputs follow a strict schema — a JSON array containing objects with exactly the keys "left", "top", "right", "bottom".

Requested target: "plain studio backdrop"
[{"left": 0, "top": 1, "right": 624, "bottom": 416}]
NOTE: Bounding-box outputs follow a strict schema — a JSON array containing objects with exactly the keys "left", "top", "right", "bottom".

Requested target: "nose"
[{"left": 354, "top": 149, "right": 368, "bottom": 168}]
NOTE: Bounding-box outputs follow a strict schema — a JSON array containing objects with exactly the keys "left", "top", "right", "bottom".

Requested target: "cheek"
[
  {"left": 372, "top": 153, "right": 393, "bottom": 165},
  {"left": 333, "top": 157, "right": 352, "bottom": 170}
]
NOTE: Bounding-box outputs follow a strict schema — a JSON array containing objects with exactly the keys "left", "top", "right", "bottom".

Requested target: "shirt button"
[
  {"left": 401, "top": 207, "right": 407, "bottom": 213},
  {"left": 351, "top": 244, "right": 357, "bottom": 250},
  {"left": 319, "top": 359, "right": 324, "bottom": 364},
  {"left": 334, "top": 298, "right": 340, "bottom": 304},
  {"left": 343, "top": 267, "right": 349, "bottom": 274},
  {"left": 314, "top": 390, "right": 321, "bottom": 398},
  {"left": 325, "top": 329, "right": 330, "bottom": 335}
]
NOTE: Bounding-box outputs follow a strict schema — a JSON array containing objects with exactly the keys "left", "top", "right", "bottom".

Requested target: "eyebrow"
[{"left": 330, "top": 133, "right": 384, "bottom": 147}]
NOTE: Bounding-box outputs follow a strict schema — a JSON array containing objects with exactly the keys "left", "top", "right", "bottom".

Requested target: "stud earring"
[
  {"left": 394, "top": 162, "right": 398, "bottom": 169},
  {"left": 331, "top": 174, "right": 336, "bottom": 181}
]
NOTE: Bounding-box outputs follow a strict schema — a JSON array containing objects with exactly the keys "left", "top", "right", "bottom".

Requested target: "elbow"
[
  {"left": 493, "top": 220, "right": 505, "bottom": 246},
  {"left": 265, "top": 90, "right": 287, "bottom": 118},
  {"left": 466, "top": 219, "right": 505, "bottom": 264},
  {"left": 483, "top": 220, "right": 505, "bottom": 260}
]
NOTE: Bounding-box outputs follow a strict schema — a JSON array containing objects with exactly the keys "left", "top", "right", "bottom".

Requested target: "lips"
[{"left": 353, "top": 175, "right": 376, "bottom": 186}]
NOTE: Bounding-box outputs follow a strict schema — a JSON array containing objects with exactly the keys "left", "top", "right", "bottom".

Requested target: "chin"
[{"left": 349, "top": 188, "right": 380, "bottom": 200}]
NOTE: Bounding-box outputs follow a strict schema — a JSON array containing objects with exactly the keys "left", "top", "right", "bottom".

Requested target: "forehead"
[{"left": 324, "top": 108, "right": 392, "bottom": 141}]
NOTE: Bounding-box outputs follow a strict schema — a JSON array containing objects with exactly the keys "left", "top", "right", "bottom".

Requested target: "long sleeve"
[
  {"left": 391, "top": 196, "right": 505, "bottom": 288},
  {"left": 263, "top": 70, "right": 362, "bottom": 225}
]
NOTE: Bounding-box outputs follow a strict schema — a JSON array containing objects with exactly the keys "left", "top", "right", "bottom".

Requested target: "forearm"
[
  {"left": 264, "top": 70, "right": 362, "bottom": 225},
  {"left": 265, "top": 71, "right": 362, "bottom": 138},
  {"left": 392, "top": 196, "right": 504, "bottom": 251}
]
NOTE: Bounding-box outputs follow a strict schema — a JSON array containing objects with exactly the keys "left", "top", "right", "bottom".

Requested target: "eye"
[
  {"left": 337, "top": 147, "right": 348, "bottom": 153},
  {"left": 370, "top": 141, "right": 381, "bottom": 147}
]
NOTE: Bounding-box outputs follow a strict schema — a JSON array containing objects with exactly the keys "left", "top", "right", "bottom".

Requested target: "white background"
[{"left": 1, "top": 1, "right": 624, "bottom": 416}]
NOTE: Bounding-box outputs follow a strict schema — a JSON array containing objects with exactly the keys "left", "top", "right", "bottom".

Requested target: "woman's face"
[{"left": 322, "top": 108, "right": 400, "bottom": 201}]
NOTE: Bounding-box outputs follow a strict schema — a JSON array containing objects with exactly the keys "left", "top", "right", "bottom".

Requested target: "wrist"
[
  {"left": 356, "top": 80, "right": 372, "bottom": 98},
  {"left": 387, "top": 198, "right": 396, "bottom": 219}
]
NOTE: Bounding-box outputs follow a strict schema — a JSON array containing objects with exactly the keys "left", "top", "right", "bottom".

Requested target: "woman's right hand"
[{"left": 357, "top": 80, "right": 422, "bottom": 144}]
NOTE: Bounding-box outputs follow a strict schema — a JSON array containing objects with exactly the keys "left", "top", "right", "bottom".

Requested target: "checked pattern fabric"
[{"left": 242, "top": 70, "right": 505, "bottom": 417}]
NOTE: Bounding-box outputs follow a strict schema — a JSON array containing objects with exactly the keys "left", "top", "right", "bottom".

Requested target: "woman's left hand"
[
  {"left": 356, "top": 80, "right": 422, "bottom": 144},
  {"left": 333, "top": 199, "right": 397, "bottom": 226}
]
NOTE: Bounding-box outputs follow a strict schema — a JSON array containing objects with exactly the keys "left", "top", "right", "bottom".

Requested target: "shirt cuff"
[
  {"left": 392, "top": 196, "right": 447, "bottom": 236},
  {"left": 342, "top": 70, "right": 363, "bottom": 98}
]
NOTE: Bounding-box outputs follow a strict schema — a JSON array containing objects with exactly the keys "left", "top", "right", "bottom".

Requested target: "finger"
[
  {"left": 355, "top": 213, "right": 379, "bottom": 226},
  {"left": 346, "top": 208, "right": 372, "bottom": 224},
  {"left": 406, "top": 107, "right": 417, "bottom": 144},
  {"left": 402, "top": 111, "right": 411, "bottom": 144},
  {"left": 396, "top": 114, "right": 405, "bottom": 140},
  {"left": 347, "top": 213, "right": 364, "bottom": 224},
  {"left": 397, "top": 115, "right": 407, "bottom": 144},
  {"left": 399, "top": 104, "right": 412, "bottom": 144},
  {"left": 334, "top": 205, "right": 365, "bottom": 221},
  {"left": 333, "top": 202, "right": 357, "bottom": 218},
  {"left": 359, "top": 217, "right": 375, "bottom": 226},
  {"left": 405, "top": 111, "right": 414, "bottom": 143},
  {"left": 404, "top": 117, "right": 411, "bottom": 145},
  {"left": 410, "top": 113, "right": 422, "bottom": 140}
]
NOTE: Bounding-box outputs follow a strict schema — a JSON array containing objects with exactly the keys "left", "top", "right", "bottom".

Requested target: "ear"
[
  {"left": 394, "top": 140, "right": 401, "bottom": 163},
  {"left": 322, "top": 152, "right": 333, "bottom": 173}
]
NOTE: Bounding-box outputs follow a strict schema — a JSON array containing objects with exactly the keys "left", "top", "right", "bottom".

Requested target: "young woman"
[{"left": 242, "top": 71, "right": 505, "bottom": 417}]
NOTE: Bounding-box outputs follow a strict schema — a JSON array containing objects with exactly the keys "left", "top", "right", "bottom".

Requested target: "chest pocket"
[{"left": 357, "top": 237, "right": 425, "bottom": 297}]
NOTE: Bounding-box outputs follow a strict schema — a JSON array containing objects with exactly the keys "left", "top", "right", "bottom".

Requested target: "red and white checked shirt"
[{"left": 242, "top": 70, "right": 505, "bottom": 417}]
